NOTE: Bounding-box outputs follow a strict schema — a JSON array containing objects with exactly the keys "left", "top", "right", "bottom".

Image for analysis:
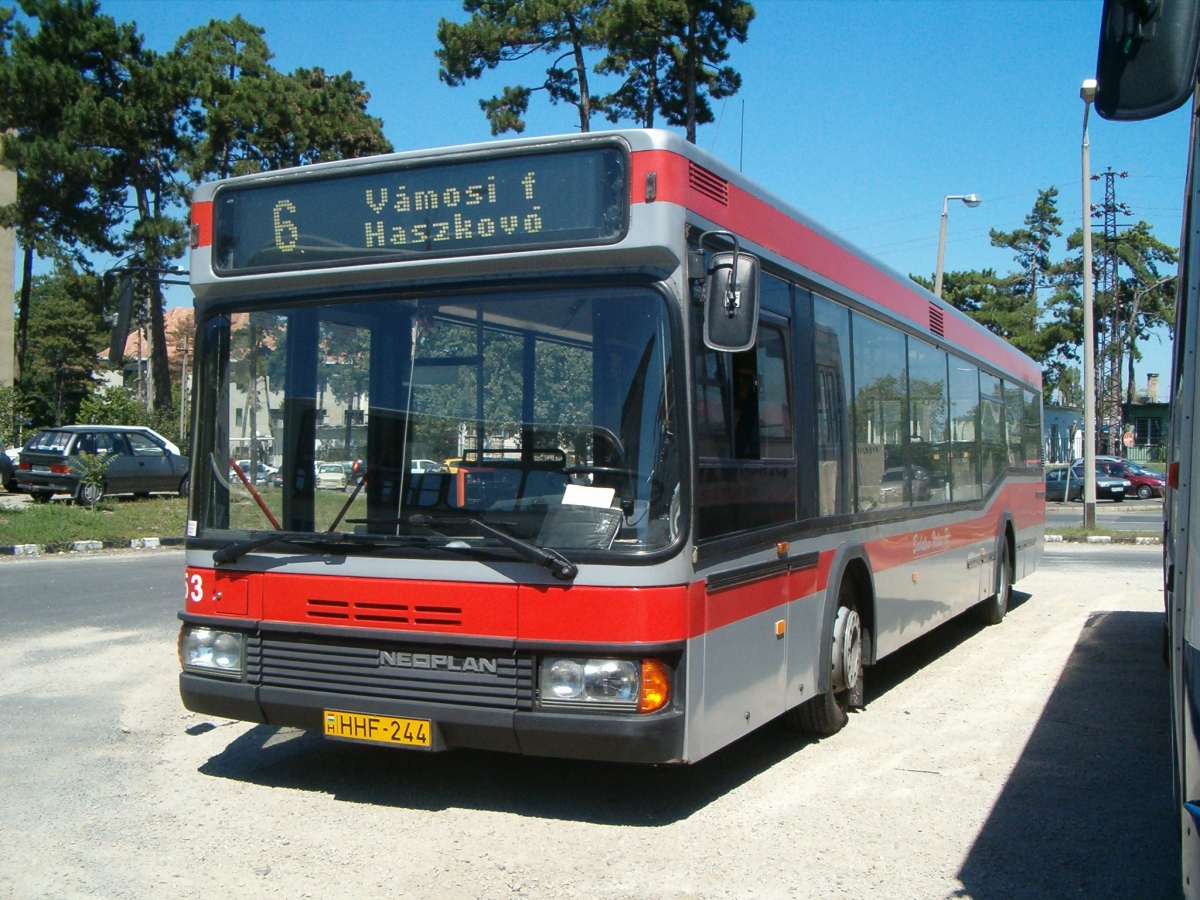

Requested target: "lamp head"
[
  {"left": 1080, "top": 78, "right": 1098, "bottom": 103},
  {"left": 962, "top": 194, "right": 982, "bottom": 208}
]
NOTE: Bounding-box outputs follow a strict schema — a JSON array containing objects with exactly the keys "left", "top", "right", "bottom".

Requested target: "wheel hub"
[{"left": 831, "top": 607, "right": 862, "bottom": 693}]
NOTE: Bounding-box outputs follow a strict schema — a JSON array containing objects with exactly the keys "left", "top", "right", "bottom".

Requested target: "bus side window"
[
  {"left": 694, "top": 315, "right": 797, "bottom": 540},
  {"left": 813, "top": 296, "right": 853, "bottom": 517}
]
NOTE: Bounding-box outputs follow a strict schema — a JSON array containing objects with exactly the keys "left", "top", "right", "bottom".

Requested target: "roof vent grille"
[
  {"left": 929, "top": 303, "right": 945, "bottom": 337},
  {"left": 689, "top": 162, "right": 728, "bottom": 206}
]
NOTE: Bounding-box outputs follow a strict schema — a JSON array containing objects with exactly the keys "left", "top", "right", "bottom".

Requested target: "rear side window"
[{"left": 25, "top": 431, "right": 71, "bottom": 452}]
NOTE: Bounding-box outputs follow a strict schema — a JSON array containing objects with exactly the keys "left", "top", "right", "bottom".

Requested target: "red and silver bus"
[{"left": 178, "top": 128, "right": 1044, "bottom": 763}]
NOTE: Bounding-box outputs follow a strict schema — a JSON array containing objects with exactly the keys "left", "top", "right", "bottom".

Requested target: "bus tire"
[
  {"left": 790, "top": 579, "right": 863, "bottom": 736},
  {"left": 978, "top": 538, "right": 1012, "bottom": 626}
]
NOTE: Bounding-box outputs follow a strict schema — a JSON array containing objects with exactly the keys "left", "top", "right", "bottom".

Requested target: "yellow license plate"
[{"left": 323, "top": 710, "right": 432, "bottom": 748}]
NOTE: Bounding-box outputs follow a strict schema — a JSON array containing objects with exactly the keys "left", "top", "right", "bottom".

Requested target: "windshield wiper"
[
  {"left": 213, "top": 531, "right": 395, "bottom": 565},
  {"left": 408, "top": 514, "right": 578, "bottom": 581}
]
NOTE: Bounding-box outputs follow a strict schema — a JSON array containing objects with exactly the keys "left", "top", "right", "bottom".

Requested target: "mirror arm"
[{"left": 696, "top": 229, "right": 743, "bottom": 316}]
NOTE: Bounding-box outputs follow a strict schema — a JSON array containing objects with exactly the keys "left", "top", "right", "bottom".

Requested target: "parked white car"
[{"left": 316, "top": 463, "right": 347, "bottom": 490}]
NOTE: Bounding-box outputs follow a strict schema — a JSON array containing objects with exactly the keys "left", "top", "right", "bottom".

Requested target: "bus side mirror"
[
  {"left": 703, "top": 250, "right": 760, "bottom": 353},
  {"left": 1095, "top": 0, "right": 1200, "bottom": 120}
]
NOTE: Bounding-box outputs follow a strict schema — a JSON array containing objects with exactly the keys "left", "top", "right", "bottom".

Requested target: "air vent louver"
[
  {"left": 929, "top": 303, "right": 945, "bottom": 337},
  {"left": 305, "top": 598, "right": 464, "bottom": 627},
  {"left": 689, "top": 162, "right": 729, "bottom": 206}
]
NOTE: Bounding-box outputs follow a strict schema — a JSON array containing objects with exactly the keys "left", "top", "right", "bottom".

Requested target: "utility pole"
[
  {"left": 1093, "top": 167, "right": 1130, "bottom": 455},
  {"left": 178, "top": 332, "right": 188, "bottom": 443}
]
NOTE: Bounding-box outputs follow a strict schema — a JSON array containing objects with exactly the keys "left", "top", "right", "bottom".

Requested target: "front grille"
[{"left": 248, "top": 634, "right": 533, "bottom": 710}]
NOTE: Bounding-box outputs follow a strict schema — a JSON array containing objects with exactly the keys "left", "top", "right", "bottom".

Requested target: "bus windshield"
[{"left": 192, "top": 285, "right": 682, "bottom": 557}]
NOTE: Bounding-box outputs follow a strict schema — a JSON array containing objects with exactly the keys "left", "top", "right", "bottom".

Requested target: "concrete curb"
[
  {"left": 0, "top": 536, "right": 185, "bottom": 557},
  {"left": 1046, "top": 533, "right": 1161, "bottom": 545}
]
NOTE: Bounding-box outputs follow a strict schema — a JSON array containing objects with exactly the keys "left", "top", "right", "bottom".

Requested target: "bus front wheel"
[{"left": 790, "top": 579, "right": 863, "bottom": 736}]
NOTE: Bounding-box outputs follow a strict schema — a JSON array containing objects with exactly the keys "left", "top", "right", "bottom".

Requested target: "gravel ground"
[{"left": 0, "top": 544, "right": 1177, "bottom": 899}]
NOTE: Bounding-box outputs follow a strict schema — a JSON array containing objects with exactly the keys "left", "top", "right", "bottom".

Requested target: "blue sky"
[{"left": 89, "top": 0, "right": 1189, "bottom": 389}]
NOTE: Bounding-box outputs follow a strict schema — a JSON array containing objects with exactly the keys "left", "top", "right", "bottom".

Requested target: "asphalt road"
[
  {"left": 0, "top": 550, "right": 183, "bottom": 635},
  {"left": 0, "top": 545, "right": 1177, "bottom": 898}
]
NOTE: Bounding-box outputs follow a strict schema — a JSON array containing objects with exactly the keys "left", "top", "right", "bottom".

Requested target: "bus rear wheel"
[{"left": 790, "top": 580, "right": 863, "bottom": 736}]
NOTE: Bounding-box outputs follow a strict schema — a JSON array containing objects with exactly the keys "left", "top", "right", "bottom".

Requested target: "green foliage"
[
  {"left": 596, "top": 0, "right": 753, "bottom": 138},
  {"left": 0, "top": 384, "right": 30, "bottom": 446},
  {"left": 78, "top": 384, "right": 146, "bottom": 426},
  {"left": 1044, "top": 365, "right": 1083, "bottom": 407},
  {"left": 0, "top": 0, "right": 133, "bottom": 381},
  {"left": 19, "top": 266, "right": 108, "bottom": 427},
  {"left": 436, "top": 0, "right": 754, "bottom": 140},
  {"left": 74, "top": 450, "right": 113, "bottom": 510},
  {"left": 646, "top": 0, "right": 754, "bottom": 142},
  {"left": 176, "top": 18, "right": 392, "bottom": 177},
  {"left": 438, "top": 0, "right": 607, "bottom": 135}
]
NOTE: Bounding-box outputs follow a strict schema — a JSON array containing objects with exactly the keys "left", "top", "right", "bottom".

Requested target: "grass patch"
[
  {"left": 0, "top": 496, "right": 188, "bottom": 546},
  {"left": 0, "top": 484, "right": 364, "bottom": 546},
  {"left": 1051, "top": 525, "right": 1161, "bottom": 542}
]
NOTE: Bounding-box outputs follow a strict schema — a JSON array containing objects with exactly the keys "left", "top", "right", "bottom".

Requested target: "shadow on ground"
[
  {"left": 956, "top": 610, "right": 1176, "bottom": 898},
  {"left": 194, "top": 596, "right": 1019, "bottom": 825},
  {"left": 196, "top": 713, "right": 813, "bottom": 826}
]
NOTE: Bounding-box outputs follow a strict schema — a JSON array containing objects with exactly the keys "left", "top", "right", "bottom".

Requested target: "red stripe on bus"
[
  {"left": 629, "top": 149, "right": 1040, "bottom": 385},
  {"left": 185, "top": 482, "right": 1040, "bottom": 643},
  {"left": 518, "top": 584, "right": 691, "bottom": 643},
  {"left": 862, "top": 482, "right": 1043, "bottom": 572},
  {"left": 192, "top": 200, "right": 213, "bottom": 249}
]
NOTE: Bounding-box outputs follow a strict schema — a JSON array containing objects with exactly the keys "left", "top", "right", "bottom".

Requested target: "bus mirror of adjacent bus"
[
  {"left": 703, "top": 250, "right": 761, "bottom": 353},
  {"left": 1095, "top": 0, "right": 1200, "bottom": 120}
]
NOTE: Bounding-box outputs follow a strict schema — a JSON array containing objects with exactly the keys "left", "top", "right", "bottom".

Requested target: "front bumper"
[
  {"left": 178, "top": 614, "right": 688, "bottom": 764},
  {"left": 180, "top": 673, "right": 686, "bottom": 763}
]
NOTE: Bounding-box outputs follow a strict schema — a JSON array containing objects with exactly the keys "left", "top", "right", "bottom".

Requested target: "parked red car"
[{"left": 1098, "top": 460, "right": 1166, "bottom": 499}]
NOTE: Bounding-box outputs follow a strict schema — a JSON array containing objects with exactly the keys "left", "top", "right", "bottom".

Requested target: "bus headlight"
[
  {"left": 538, "top": 657, "right": 670, "bottom": 712},
  {"left": 180, "top": 626, "right": 245, "bottom": 674}
]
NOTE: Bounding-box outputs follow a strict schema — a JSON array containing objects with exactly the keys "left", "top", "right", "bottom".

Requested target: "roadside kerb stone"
[
  {"left": 1045, "top": 533, "right": 1161, "bottom": 544},
  {"left": 0, "top": 536, "right": 185, "bottom": 557}
]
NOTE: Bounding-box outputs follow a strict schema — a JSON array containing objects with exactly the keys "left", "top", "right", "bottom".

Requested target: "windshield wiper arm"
[
  {"left": 213, "top": 531, "right": 388, "bottom": 565},
  {"left": 408, "top": 514, "right": 578, "bottom": 581}
]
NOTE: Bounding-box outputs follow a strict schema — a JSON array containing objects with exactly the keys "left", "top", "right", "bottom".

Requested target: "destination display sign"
[{"left": 212, "top": 146, "right": 627, "bottom": 274}]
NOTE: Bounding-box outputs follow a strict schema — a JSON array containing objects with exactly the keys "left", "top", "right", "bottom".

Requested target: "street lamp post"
[
  {"left": 934, "top": 193, "right": 982, "bottom": 298},
  {"left": 1081, "top": 79, "right": 1098, "bottom": 528}
]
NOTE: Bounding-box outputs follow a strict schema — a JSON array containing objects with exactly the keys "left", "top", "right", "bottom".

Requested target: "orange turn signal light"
[{"left": 639, "top": 658, "right": 670, "bottom": 713}]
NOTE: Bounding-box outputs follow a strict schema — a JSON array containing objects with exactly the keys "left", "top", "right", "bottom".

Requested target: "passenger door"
[
  {"left": 95, "top": 432, "right": 137, "bottom": 494},
  {"left": 125, "top": 432, "right": 174, "bottom": 492}
]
